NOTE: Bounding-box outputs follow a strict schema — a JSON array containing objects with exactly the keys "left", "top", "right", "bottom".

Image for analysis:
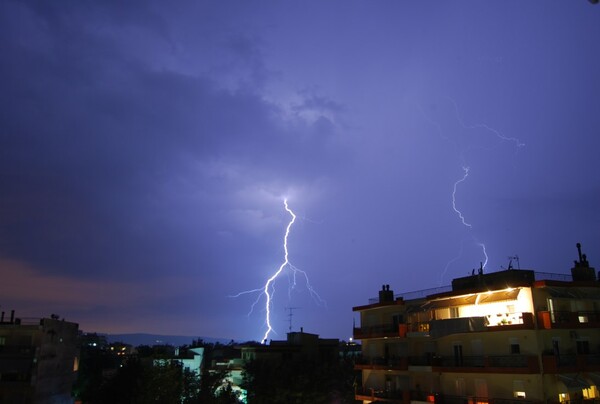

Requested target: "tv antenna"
[
  {"left": 507, "top": 255, "right": 520, "bottom": 270},
  {"left": 285, "top": 307, "right": 301, "bottom": 332}
]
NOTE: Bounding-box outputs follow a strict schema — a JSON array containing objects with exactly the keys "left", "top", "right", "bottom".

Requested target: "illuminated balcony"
[{"left": 427, "top": 313, "right": 535, "bottom": 338}]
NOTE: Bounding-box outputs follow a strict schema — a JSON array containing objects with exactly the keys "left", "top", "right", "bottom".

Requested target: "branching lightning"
[
  {"left": 420, "top": 97, "right": 523, "bottom": 282},
  {"left": 230, "top": 199, "right": 324, "bottom": 343},
  {"left": 260, "top": 199, "right": 295, "bottom": 343}
]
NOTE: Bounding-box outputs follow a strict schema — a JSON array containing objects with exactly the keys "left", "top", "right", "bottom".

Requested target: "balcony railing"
[
  {"left": 0, "top": 345, "right": 35, "bottom": 356},
  {"left": 538, "top": 310, "right": 600, "bottom": 329},
  {"left": 542, "top": 353, "right": 600, "bottom": 372},
  {"left": 355, "top": 386, "right": 405, "bottom": 403},
  {"left": 444, "top": 395, "right": 540, "bottom": 404},
  {"left": 432, "top": 355, "right": 539, "bottom": 373},
  {"left": 355, "top": 391, "right": 542, "bottom": 404},
  {"left": 353, "top": 324, "right": 408, "bottom": 339},
  {"left": 354, "top": 355, "right": 408, "bottom": 370}
]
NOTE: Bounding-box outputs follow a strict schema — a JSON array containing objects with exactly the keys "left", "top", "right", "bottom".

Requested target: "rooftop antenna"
[
  {"left": 285, "top": 307, "right": 300, "bottom": 332},
  {"left": 507, "top": 255, "right": 520, "bottom": 269}
]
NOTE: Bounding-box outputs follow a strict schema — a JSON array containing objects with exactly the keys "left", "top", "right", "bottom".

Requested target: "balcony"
[
  {"left": 443, "top": 395, "right": 540, "bottom": 404},
  {"left": 355, "top": 386, "right": 407, "bottom": 403},
  {"left": 541, "top": 353, "right": 600, "bottom": 373},
  {"left": 432, "top": 354, "right": 540, "bottom": 373},
  {"left": 354, "top": 355, "right": 408, "bottom": 371},
  {"left": 406, "top": 321, "right": 430, "bottom": 336},
  {"left": 537, "top": 310, "right": 600, "bottom": 329},
  {"left": 428, "top": 313, "right": 535, "bottom": 338},
  {"left": 353, "top": 323, "right": 408, "bottom": 339}
]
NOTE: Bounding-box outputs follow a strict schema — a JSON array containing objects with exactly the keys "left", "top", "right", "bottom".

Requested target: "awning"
[
  {"left": 557, "top": 374, "right": 590, "bottom": 392},
  {"left": 422, "top": 295, "right": 477, "bottom": 310},
  {"left": 477, "top": 288, "right": 520, "bottom": 304}
]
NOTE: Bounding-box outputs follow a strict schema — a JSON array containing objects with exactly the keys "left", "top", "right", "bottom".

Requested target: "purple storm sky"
[{"left": 1, "top": 1, "right": 599, "bottom": 341}]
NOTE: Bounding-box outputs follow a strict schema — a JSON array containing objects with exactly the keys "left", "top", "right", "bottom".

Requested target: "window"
[
  {"left": 453, "top": 343, "right": 463, "bottom": 366},
  {"left": 455, "top": 378, "right": 465, "bottom": 396},
  {"left": 475, "top": 379, "right": 489, "bottom": 404},
  {"left": 583, "top": 386, "right": 598, "bottom": 399},
  {"left": 510, "top": 337, "right": 520, "bottom": 354},
  {"left": 577, "top": 340, "right": 590, "bottom": 355},
  {"left": 513, "top": 380, "right": 526, "bottom": 398},
  {"left": 450, "top": 307, "right": 459, "bottom": 318},
  {"left": 552, "top": 338, "right": 560, "bottom": 356},
  {"left": 392, "top": 314, "right": 404, "bottom": 326}
]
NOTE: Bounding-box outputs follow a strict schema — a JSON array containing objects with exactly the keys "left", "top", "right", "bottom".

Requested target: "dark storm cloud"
[
  {"left": 1, "top": 1, "right": 599, "bottom": 339},
  {"left": 0, "top": 1, "right": 346, "bottom": 285}
]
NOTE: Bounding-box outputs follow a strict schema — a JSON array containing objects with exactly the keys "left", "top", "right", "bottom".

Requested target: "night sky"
[{"left": 1, "top": 1, "right": 599, "bottom": 342}]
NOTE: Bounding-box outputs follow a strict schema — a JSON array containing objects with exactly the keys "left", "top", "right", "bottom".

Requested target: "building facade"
[
  {"left": 0, "top": 314, "right": 79, "bottom": 404},
  {"left": 353, "top": 245, "right": 600, "bottom": 404}
]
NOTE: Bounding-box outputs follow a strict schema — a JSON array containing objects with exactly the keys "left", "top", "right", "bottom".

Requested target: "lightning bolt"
[
  {"left": 230, "top": 199, "right": 325, "bottom": 343},
  {"left": 260, "top": 199, "right": 296, "bottom": 343},
  {"left": 421, "top": 97, "right": 523, "bottom": 280},
  {"left": 478, "top": 242, "right": 489, "bottom": 269},
  {"left": 452, "top": 166, "right": 472, "bottom": 228}
]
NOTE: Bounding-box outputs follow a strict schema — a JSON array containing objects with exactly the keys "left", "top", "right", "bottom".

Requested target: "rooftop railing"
[{"left": 366, "top": 271, "right": 574, "bottom": 305}]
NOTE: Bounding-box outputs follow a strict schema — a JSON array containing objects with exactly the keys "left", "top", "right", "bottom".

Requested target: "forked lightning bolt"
[
  {"left": 420, "top": 97, "right": 523, "bottom": 280},
  {"left": 261, "top": 199, "right": 295, "bottom": 343},
  {"left": 230, "top": 199, "right": 324, "bottom": 343}
]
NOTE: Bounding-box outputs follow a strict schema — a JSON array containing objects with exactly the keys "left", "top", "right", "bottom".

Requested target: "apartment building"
[
  {"left": 353, "top": 244, "right": 600, "bottom": 404},
  {"left": 0, "top": 314, "right": 79, "bottom": 404}
]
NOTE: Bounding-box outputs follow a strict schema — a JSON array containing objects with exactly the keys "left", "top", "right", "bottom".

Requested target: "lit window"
[
  {"left": 513, "top": 380, "right": 525, "bottom": 398},
  {"left": 559, "top": 393, "right": 569, "bottom": 403},
  {"left": 583, "top": 386, "right": 598, "bottom": 399}
]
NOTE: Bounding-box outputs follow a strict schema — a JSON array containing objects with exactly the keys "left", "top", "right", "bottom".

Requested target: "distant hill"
[{"left": 106, "top": 333, "right": 232, "bottom": 347}]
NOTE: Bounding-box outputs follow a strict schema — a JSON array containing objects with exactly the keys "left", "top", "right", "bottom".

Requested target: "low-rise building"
[{"left": 240, "top": 329, "right": 339, "bottom": 364}]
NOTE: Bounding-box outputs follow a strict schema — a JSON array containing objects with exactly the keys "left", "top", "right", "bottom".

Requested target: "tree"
[
  {"left": 98, "top": 358, "right": 202, "bottom": 404},
  {"left": 199, "top": 368, "right": 241, "bottom": 404},
  {"left": 242, "top": 355, "right": 356, "bottom": 404}
]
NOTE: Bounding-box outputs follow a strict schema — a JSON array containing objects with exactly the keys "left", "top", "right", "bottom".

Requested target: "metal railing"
[
  {"left": 435, "top": 354, "right": 532, "bottom": 368},
  {"left": 364, "top": 270, "right": 575, "bottom": 305}
]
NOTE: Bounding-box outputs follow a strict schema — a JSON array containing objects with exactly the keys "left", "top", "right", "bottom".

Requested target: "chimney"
[
  {"left": 10, "top": 310, "right": 14, "bottom": 324},
  {"left": 571, "top": 243, "right": 596, "bottom": 281},
  {"left": 379, "top": 284, "right": 394, "bottom": 303}
]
